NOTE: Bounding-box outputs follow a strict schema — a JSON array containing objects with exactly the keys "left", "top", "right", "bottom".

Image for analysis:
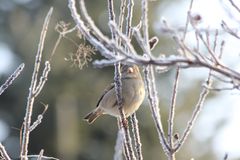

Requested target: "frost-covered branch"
[
  {"left": 130, "top": 113, "right": 143, "bottom": 160},
  {"left": 167, "top": 68, "right": 180, "bottom": 160},
  {"left": 20, "top": 8, "right": 53, "bottom": 160},
  {"left": 0, "top": 143, "right": 11, "bottom": 160},
  {"left": 0, "top": 63, "right": 25, "bottom": 96}
]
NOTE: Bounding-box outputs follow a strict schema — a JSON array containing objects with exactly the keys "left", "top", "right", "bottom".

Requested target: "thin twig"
[
  {"left": 107, "top": 0, "right": 135, "bottom": 159},
  {"left": 37, "top": 149, "right": 44, "bottom": 160},
  {"left": 29, "top": 103, "right": 48, "bottom": 132},
  {"left": 109, "top": 22, "right": 137, "bottom": 55},
  {"left": 28, "top": 154, "right": 59, "bottom": 160},
  {"left": 221, "top": 20, "right": 240, "bottom": 39},
  {"left": 130, "top": 113, "right": 143, "bottom": 160},
  {"left": 0, "top": 143, "right": 11, "bottom": 160},
  {"left": 182, "top": 0, "right": 194, "bottom": 41},
  {"left": 198, "top": 33, "right": 221, "bottom": 64},
  {"left": 136, "top": 3, "right": 172, "bottom": 155},
  {"left": 0, "top": 63, "right": 25, "bottom": 96},
  {"left": 228, "top": 0, "right": 240, "bottom": 13},
  {"left": 108, "top": 0, "right": 117, "bottom": 40},
  {"left": 49, "top": 25, "right": 78, "bottom": 62},
  {"left": 79, "top": 0, "right": 109, "bottom": 44},
  {"left": 167, "top": 67, "right": 180, "bottom": 160},
  {"left": 132, "top": 27, "right": 151, "bottom": 56},
  {"left": 125, "top": 0, "right": 134, "bottom": 38},
  {"left": 219, "top": 40, "right": 225, "bottom": 59},
  {"left": 117, "top": 0, "right": 126, "bottom": 46},
  {"left": 141, "top": 0, "right": 150, "bottom": 52},
  {"left": 203, "top": 84, "right": 240, "bottom": 91},
  {"left": 34, "top": 61, "right": 51, "bottom": 97},
  {"left": 115, "top": 63, "right": 136, "bottom": 160},
  {"left": 213, "top": 29, "right": 219, "bottom": 52}
]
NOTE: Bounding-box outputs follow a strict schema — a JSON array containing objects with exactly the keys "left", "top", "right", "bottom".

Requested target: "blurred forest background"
[{"left": 0, "top": 0, "right": 239, "bottom": 160}]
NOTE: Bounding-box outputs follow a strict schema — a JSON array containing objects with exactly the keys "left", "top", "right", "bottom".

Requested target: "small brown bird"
[{"left": 84, "top": 65, "right": 145, "bottom": 124}]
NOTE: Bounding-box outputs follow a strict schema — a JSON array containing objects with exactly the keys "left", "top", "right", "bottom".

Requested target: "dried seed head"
[{"left": 65, "top": 44, "right": 96, "bottom": 69}]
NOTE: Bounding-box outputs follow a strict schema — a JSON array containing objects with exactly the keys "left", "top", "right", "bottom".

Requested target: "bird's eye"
[{"left": 128, "top": 67, "right": 134, "bottom": 73}]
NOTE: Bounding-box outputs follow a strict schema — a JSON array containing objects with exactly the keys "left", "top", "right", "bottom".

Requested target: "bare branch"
[
  {"left": 228, "top": 0, "right": 240, "bottom": 13},
  {"left": 0, "top": 63, "right": 25, "bottom": 96},
  {"left": 130, "top": 113, "right": 143, "bottom": 160},
  {"left": 109, "top": 21, "right": 137, "bottom": 55},
  {"left": 197, "top": 33, "right": 222, "bottom": 65},
  {"left": 141, "top": 0, "right": 150, "bottom": 48},
  {"left": 203, "top": 84, "right": 240, "bottom": 91},
  {"left": 29, "top": 103, "right": 48, "bottom": 132},
  {"left": 107, "top": 0, "right": 136, "bottom": 159},
  {"left": 37, "top": 149, "right": 44, "bottom": 160},
  {"left": 34, "top": 61, "right": 51, "bottom": 97},
  {"left": 115, "top": 63, "right": 136, "bottom": 160},
  {"left": 68, "top": 0, "right": 114, "bottom": 59},
  {"left": 20, "top": 7, "right": 53, "bottom": 160},
  {"left": 125, "top": 0, "right": 134, "bottom": 37},
  {"left": 28, "top": 154, "right": 59, "bottom": 160},
  {"left": 167, "top": 67, "right": 180, "bottom": 159},
  {"left": 94, "top": 54, "right": 240, "bottom": 84},
  {"left": 221, "top": 21, "right": 240, "bottom": 39},
  {"left": 0, "top": 143, "right": 11, "bottom": 160},
  {"left": 183, "top": 0, "right": 194, "bottom": 41}
]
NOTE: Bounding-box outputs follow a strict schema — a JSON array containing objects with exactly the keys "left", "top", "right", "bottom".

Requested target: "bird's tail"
[{"left": 84, "top": 108, "right": 103, "bottom": 124}]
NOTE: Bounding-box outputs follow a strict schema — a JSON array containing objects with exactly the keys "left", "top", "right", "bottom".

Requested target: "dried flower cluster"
[{"left": 65, "top": 43, "right": 96, "bottom": 69}]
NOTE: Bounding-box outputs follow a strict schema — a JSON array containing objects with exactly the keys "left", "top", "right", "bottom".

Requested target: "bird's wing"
[{"left": 96, "top": 82, "right": 115, "bottom": 107}]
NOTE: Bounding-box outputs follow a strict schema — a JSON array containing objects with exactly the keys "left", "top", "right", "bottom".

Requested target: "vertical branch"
[
  {"left": 141, "top": 0, "right": 172, "bottom": 157},
  {"left": 130, "top": 113, "right": 143, "bottom": 160},
  {"left": 107, "top": 0, "right": 135, "bottom": 159},
  {"left": 144, "top": 66, "right": 170, "bottom": 155},
  {"left": 182, "top": 0, "right": 194, "bottom": 41},
  {"left": 213, "top": 29, "right": 218, "bottom": 52},
  {"left": 141, "top": 0, "right": 170, "bottom": 157},
  {"left": 125, "top": 0, "right": 134, "bottom": 37},
  {"left": 108, "top": 0, "right": 117, "bottom": 39},
  {"left": 20, "top": 8, "right": 53, "bottom": 160},
  {"left": 114, "top": 63, "right": 136, "bottom": 160},
  {"left": 118, "top": 0, "right": 127, "bottom": 34},
  {"left": 0, "top": 143, "right": 11, "bottom": 160},
  {"left": 141, "top": 0, "right": 150, "bottom": 46},
  {"left": 167, "top": 68, "right": 180, "bottom": 160}
]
